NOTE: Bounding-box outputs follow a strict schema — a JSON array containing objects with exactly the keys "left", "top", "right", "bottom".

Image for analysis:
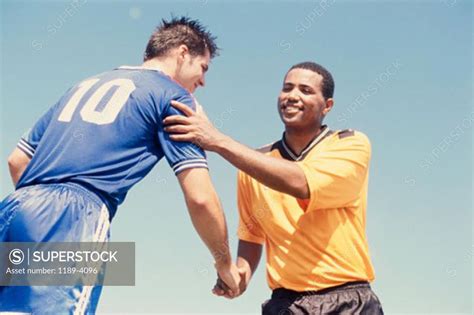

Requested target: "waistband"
[
  {"left": 20, "top": 182, "right": 104, "bottom": 209},
  {"left": 18, "top": 181, "right": 116, "bottom": 220},
  {"left": 272, "top": 281, "right": 371, "bottom": 299}
]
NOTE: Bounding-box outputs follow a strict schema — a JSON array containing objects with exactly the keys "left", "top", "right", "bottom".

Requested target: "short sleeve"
[
  {"left": 17, "top": 103, "right": 58, "bottom": 158},
  {"left": 237, "top": 171, "right": 265, "bottom": 244},
  {"left": 297, "top": 131, "right": 371, "bottom": 210},
  {"left": 157, "top": 92, "right": 208, "bottom": 175}
]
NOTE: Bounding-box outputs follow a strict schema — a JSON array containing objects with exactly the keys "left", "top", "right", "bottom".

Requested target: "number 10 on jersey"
[{"left": 58, "top": 78, "right": 136, "bottom": 125}]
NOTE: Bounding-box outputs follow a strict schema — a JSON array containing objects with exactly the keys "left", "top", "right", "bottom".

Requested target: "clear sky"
[{"left": 0, "top": 0, "right": 472, "bottom": 314}]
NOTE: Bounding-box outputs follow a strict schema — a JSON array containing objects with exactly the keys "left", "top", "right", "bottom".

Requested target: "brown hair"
[{"left": 144, "top": 16, "right": 219, "bottom": 61}]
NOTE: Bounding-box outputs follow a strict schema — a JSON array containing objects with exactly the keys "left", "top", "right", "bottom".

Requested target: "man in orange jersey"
[{"left": 163, "top": 61, "right": 384, "bottom": 314}]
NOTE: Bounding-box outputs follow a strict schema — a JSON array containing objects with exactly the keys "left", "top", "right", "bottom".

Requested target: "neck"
[
  {"left": 141, "top": 58, "right": 178, "bottom": 79},
  {"left": 284, "top": 124, "right": 325, "bottom": 155}
]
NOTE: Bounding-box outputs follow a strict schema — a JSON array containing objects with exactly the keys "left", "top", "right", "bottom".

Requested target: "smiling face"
[
  {"left": 278, "top": 68, "right": 333, "bottom": 132},
  {"left": 175, "top": 49, "right": 210, "bottom": 93}
]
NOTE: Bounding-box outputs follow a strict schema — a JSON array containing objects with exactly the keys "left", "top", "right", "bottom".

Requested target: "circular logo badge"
[{"left": 9, "top": 249, "right": 25, "bottom": 265}]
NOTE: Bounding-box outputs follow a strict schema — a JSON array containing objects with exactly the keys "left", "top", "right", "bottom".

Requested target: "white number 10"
[{"left": 58, "top": 78, "right": 136, "bottom": 125}]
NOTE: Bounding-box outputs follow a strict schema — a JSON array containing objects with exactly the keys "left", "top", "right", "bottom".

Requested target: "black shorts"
[{"left": 262, "top": 281, "right": 384, "bottom": 315}]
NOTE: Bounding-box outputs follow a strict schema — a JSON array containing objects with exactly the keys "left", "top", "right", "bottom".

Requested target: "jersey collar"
[
  {"left": 278, "top": 125, "right": 332, "bottom": 161},
  {"left": 117, "top": 65, "right": 164, "bottom": 72},
  {"left": 117, "top": 65, "right": 195, "bottom": 95}
]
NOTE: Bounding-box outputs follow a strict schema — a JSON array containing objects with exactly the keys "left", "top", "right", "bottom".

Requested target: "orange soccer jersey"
[{"left": 237, "top": 127, "right": 375, "bottom": 291}]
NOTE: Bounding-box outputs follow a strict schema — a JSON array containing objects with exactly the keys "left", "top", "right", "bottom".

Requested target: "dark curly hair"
[{"left": 288, "top": 62, "right": 335, "bottom": 100}]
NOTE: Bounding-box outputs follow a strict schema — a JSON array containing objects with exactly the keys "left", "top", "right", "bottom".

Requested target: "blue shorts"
[{"left": 0, "top": 182, "right": 111, "bottom": 314}]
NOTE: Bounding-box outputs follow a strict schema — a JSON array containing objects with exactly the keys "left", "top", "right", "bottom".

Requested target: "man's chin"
[
  {"left": 281, "top": 119, "right": 319, "bottom": 134},
  {"left": 281, "top": 116, "right": 302, "bottom": 127}
]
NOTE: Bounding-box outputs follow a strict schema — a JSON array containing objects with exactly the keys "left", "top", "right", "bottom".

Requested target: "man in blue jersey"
[{"left": 1, "top": 17, "right": 240, "bottom": 314}]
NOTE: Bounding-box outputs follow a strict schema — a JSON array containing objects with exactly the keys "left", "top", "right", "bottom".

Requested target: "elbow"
[
  {"left": 186, "top": 195, "right": 215, "bottom": 212},
  {"left": 7, "top": 154, "right": 17, "bottom": 171},
  {"left": 7, "top": 149, "right": 31, "bottom": 173},
  {"left": 290, "top": 179, "right": 310, "bottom": 199},
  {"left": 8, "top": 153, "right": 27, "bottom": 177},
  {"left": 292, "top": 188, "right": 309, "bottom": 200},
  {"left": 285, "top": 165, "right": 310, "bottom": 199},
  {"left": 7, "top": 149, "right": 31, "bottom": 186}
]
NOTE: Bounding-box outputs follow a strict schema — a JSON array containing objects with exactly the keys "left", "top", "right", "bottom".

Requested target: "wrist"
[
  {"left": 214, "top": 254, "right": 232, "bottom": 270},
  {"left": 215, "top": 262, "right": 232, "bottom": 274},
  {"left": 236, "top": 258, "right": 252, "bottom": 279}
]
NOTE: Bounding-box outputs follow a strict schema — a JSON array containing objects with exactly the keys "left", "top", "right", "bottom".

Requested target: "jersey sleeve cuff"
[
  {"left": 237, "top": 230, "right": 265, "bottom": 245},
  {"left": 17, "top": 138, "right": 35, "bottom": 158},
  {"left": 172, "top": 158, "right": 208, "bottom": 175}
]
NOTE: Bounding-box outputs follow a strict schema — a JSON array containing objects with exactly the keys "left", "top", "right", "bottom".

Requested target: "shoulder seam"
[{"left": 256, "top": 141, "right": 279, "bottom": 153}]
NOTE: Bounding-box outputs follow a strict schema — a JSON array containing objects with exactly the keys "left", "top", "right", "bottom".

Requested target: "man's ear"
[
  {"left": 323, "top": 98, "right": 334, "bottom": 116},
  {"left": 177, "top": 44, "right": 189, "bottom": 62}
]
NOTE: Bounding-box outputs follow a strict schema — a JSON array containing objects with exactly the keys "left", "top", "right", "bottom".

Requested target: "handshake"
[{"left": 213, "top": 261, "right": 252, "bottom": 299}]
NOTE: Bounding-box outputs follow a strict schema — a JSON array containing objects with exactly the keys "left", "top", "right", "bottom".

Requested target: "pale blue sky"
[{"left": 0, "top": 0, "right": 472, "bottom": 314}]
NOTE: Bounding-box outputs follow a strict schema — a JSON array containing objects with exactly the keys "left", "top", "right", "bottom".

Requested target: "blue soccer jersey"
[{"left": 15, "top": 66, "right": 208, "bottom": 219}]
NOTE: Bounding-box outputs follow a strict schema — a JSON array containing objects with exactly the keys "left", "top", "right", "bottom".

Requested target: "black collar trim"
[{"left": 278, "top": 126, "right": 332, "bottom": 161}]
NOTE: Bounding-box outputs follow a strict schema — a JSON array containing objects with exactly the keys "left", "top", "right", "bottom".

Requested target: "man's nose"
[
  {"left": 287, "top": 90, "right": 299, "bottom": 102},
  {"left": 198, "top": 76, "right": 205, "bottom": 87}
]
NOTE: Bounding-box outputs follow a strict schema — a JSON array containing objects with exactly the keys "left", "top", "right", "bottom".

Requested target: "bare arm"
[
  {"left": 177, "top": 167, "right": 232, "bottom": 265},
  {"left": 164, "top": 101, "right": 309, "bottom": 199},
  {"left": 236, "top": 239, "right": 262, "bottom": 282},
  {"left": 213, "top": 136, "right": 308, "bottom": 198},
  {"left": 177, "top": 167, "right": 240, "bottom": 295},
  {"left": 213, "top": 239, "right": 263, "bottom": 298},
  {"left": 7, "top": 148, "right": 31, "bottom": 186}
]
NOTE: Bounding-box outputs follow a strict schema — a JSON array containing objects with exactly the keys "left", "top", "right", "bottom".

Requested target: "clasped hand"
[{"left": 214, "top": 263, "right": 251, "bottom": 299}]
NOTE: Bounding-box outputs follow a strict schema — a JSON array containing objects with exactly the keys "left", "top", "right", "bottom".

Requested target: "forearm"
[
  {"left": 237, "top": 240, "right": 262, "bottom": 279},
  {"left": 214, "top": 136, "right": 309, "bottom": 199},
  {"left": 178, "top": 168, "right": 232, "bottom": 266},
  {"left": 186, "top": 194, "right": 232, "bottom": 267},
  {"left": 163, "top": 102, "right": 308, "bottom": 198}
]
